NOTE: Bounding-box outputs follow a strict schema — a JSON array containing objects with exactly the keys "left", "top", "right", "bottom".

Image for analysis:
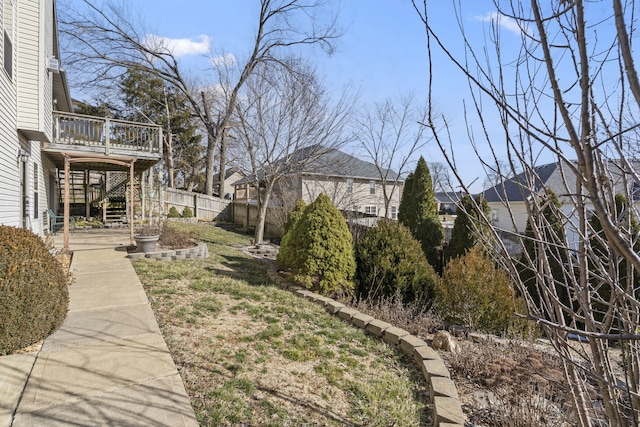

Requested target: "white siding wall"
[
  {"left": 0, "top": 0, "right": 20, "bottom": 227},
  {"left": 488, "top": 201, "right": 529, "bottom": 234},
  {"left": 300, "top": 176, "right": 402, "bottom": 218},
  {"left": 16, "top": 0, "right": 40, "bottom": 133},
  {"left": 0, "top": 0, "right": 54, "bottom": 232}
]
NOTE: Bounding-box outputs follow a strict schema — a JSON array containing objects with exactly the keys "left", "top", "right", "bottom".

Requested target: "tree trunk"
[
  {"left": 218, "top": 131, "right": 227, "bottom": 197},
  {"left": 165, "top": 130, "right": 175, "bottom": 188},
  {"left": 254, "top": 184, "right": 273, "bottom": 245}
]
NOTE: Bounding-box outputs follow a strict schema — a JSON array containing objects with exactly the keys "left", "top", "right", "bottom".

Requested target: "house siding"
[
  {"left": 0, "top": 0, "right": 19, "bottom": 227},
  {"left": 16, "top": 0, "right": 53, "bottom": 142},
  {"left": 300, "top": 175, "right": 401, "bottom": 219},
  {"left": 0, "top": 0, "right": 55, "bottom": 232}
]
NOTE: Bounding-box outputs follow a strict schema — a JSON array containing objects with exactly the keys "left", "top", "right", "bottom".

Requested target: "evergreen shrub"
[
  {"left": 438, "top": 246, "right": 523, "bottom": 335},
  {"left": 355, "top": 220, "right": 438, "bottom": 308},
  {"left": 289, "top": 194, "right": 355, "bottom": 295},
  {"left": 276, "top": 199, "right": 306, "bottom": 269},
  {"left": 182, "top": 206, "right": 194, "bottom": 218},
  {"left": 0, "top": 226, "right": 69, "bottom": 354},
  {"left": 167, "top": 206, "right": 181, "bottom": 218}
]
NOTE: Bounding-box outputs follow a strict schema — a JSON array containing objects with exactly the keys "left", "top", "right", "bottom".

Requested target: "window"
[
  {"left": 346, "top": 178, "right": 353, "bottom": 194},
  {"left": 491, "top": 209, "right": 499, "bottom": 224},
  {"left": 3, "top": 0, "right": 14, "bottom": 79},
  {"left": 369, "top": 180, "right": 375, "bottom": 195},
  {"left": 391, "top": 205, "right": 397, "bottom": 220},
  {"left": 365, "top": 206, "right": 377, "bottom": 215}
]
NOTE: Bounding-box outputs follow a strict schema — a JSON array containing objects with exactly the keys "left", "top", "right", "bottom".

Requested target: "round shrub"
[
  {"left": 0, "top": 226, "right": 69, "bottom": 354},
  {"left": 355, "top": 220, "right": 438, "bottom": 308},
  {"left": 276, "top": 199, "right": 307, "bottom": 269},
  {"left": 167, "top": 206, "right": 181, "bottom": 218},
  {"left": 290, "top": 194, "right": 355, "bottom": 295},
  {"left": 182, "top": 206, "right": 194, "bottom": 218},
  {"left": 438, "top": 246, "right": 518, "bottom": 335}
]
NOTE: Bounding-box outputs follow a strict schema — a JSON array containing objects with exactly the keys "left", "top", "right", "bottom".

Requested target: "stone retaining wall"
[
  {"left": 126, "top": 240, "right": 209, "bottom": 261},
  {"left": 266, "top": 265, "right": 466, "bottom": 427}
]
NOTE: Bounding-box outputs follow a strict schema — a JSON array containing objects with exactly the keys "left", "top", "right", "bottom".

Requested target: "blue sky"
[{"left": 76, "top": 1, "right": 527, "bottom": 191}]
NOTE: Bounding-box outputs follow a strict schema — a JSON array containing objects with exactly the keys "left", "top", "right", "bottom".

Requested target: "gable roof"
[
  {"left": 480, "top": 162, "right": 559, "bottom": 202},
  {"left": 289, "top": 145, "right": 399, "bottom": 181},
  {"left": 235, "top": 145, "right": 400, "bottom": 185}
]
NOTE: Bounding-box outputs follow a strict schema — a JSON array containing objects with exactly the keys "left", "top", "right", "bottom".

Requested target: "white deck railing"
[{"left": 53, "top": 112, "right": 162, "bottom": 155}]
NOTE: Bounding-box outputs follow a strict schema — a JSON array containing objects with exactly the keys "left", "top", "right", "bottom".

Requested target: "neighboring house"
[
  {"left": 435, "top": 191, "right": 463, "bottom": 242},
  {"left": 480, "top": 159, "right": 640, "bottom": 248},
  {"left": 234, "top": 146, "right": 403, "bottom": 220},
  {"left": 213, "top": 168, "right": 245, "bottom": 199},
  {"left": 0, "top": 0, "right": 162, "bottom": 249},
  {"left": 480, "top": 162, "right": 568, "bottom": 234}
]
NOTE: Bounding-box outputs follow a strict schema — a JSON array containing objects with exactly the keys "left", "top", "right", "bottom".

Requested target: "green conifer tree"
[
  {"left": 276, "top": 199, "right": 307, "bottom": 269},
  {"left": 518, "top": 190, "right": 570, "bottom": 312},
  {"left": 446, "top": 195, "right": 491, "bottom": 261},
  {"left": 291, "top": 194, "right": 355, "bottom": 295},
  {"left": 398, "top": 156, "right": 444, "bottom": 270},
  {"left": 355, "top": 220, "right": 439, "bottom": 308}
]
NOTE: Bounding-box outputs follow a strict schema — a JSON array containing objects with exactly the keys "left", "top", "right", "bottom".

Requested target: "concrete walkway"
[{"left": 0, "top": 229, "right": 198, "bottom": 426}]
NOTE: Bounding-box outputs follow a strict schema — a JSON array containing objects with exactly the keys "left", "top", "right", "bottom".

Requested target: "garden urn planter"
[{"left": 134, "top": 234, "right": 159, "bottom": 253}]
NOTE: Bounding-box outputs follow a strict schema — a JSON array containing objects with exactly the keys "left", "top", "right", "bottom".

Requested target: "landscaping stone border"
[
  {"left": 126, "top": 240, "right": 209, "bottom": 261},
  {"left": 266, "top": 264, "right": 466, "bottom": 427}
]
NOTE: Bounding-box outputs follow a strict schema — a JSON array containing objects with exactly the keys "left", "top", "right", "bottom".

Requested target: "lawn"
[{"left": 132, "top": 222, "right": 429, "bottom": 426}]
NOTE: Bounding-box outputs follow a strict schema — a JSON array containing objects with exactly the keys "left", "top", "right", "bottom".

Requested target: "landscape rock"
[{"left": 432, "top": 330, "right": 458, "bottom": 354}]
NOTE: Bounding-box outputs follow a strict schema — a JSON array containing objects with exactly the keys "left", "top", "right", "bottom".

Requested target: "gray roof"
[
  {"left": 234, "top": 145, "right": 400, "bottom": 185},
  {"left": 480, "top": 162, "right": 559, "bottom": 202},
  {"left": 290, "top": 145, "right": 399, "bottom": 180},
  {"left": 435, "top": 191, "right": 464, "bottom": 204}
]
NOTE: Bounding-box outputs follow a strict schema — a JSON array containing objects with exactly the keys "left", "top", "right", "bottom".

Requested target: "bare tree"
[
  {"left": 59, "top": 0, "right": 341, "bottom": 195},
  {"left": 235, "top": 59, "right": 355, "bottom": 244},
  {"left": 414, "top": 1, "right": 640, "bottom": 425},
  {"left": 428, "top": 161, "right": 452, "bottom": 193},
  {"left": 354, "top": 93, "right": 430, "bottom": 218}
]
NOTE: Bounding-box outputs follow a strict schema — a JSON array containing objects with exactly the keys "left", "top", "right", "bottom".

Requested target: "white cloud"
[
  {"left": 144, "top": 34, "right": 211, "bottom": 57},
  {"left": 211, "top": 53, "right": 237, "bottom": 68},
  {"left": 475, "top": 12, "right": 526, "bottom": 36}
]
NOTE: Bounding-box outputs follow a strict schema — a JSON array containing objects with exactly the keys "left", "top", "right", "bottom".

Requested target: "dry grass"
[{"left": 132, "top": 223, "right": 429, "bottom": 426}]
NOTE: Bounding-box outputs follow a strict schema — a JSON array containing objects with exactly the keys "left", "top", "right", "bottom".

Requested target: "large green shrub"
[
  {"left": 518, "top": 190, "right": 571, "bottom": 313},
  {"left": 276, "top": 199, "right": 307, "bottom": 269},
  {"left": 438, "top": 246, "right": 520, "bottom": 335},
  {"left": 290, "top": 194, "right": 355, "bottom": 295},
  {"left": 355, "top": 220, "right": 438, "bottom": 308},
  {"left": 0, "top": 226, "right": 69, "bottom": 354},
  {"left": 398, "top": 157, "right": 444, "bottom": 271},
  {"left": 182, "top": 206, "right": 194, "bottom": 218},
  {"left": 167, "top": 206, "right": 181, "bottom": 218}
]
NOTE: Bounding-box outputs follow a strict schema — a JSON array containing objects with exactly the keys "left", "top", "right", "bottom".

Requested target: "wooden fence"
[
  {"left": 163, "top": 188, "right": 232, "bottom": 222},
  {"left": 232, "top": 201, "right": 282, "bottom": 238}
]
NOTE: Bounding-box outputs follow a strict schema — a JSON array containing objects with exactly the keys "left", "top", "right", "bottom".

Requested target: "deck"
[{"left": 42, "top": 112, "right": 163, "bottom": 173}]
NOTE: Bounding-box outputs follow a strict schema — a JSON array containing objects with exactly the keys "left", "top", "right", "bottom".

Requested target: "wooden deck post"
[
  {"left": 63, "top": 155, "right": 70, "bottom": 251},
  {"left": 129, "top": 160, "right": 135, "bottom": 246}
]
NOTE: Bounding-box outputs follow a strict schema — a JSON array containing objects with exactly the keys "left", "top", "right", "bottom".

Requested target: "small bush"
[
  {"left": 0, "top": 226, "right": 69, "bottom": 354},
  {"left": 159, "top": 224, "right": 195, "bottom": 249},
  {"left": 167, "top": 206, "right": 181, "bottom": 218},
  {"left": 437, "top": 246, "right": 521, "bottom": 335},
  {"left": 276, "top": 199, "right": 307, "bottom": 270},
  {"left": 355, "top": 220, "right": 438, "bottom": 309},
  {"left": 182, "top": 206, "right": 194, "bottom": 218},
  {"left": 289, "top": 194, "right": 355, "bottom": 295}
]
